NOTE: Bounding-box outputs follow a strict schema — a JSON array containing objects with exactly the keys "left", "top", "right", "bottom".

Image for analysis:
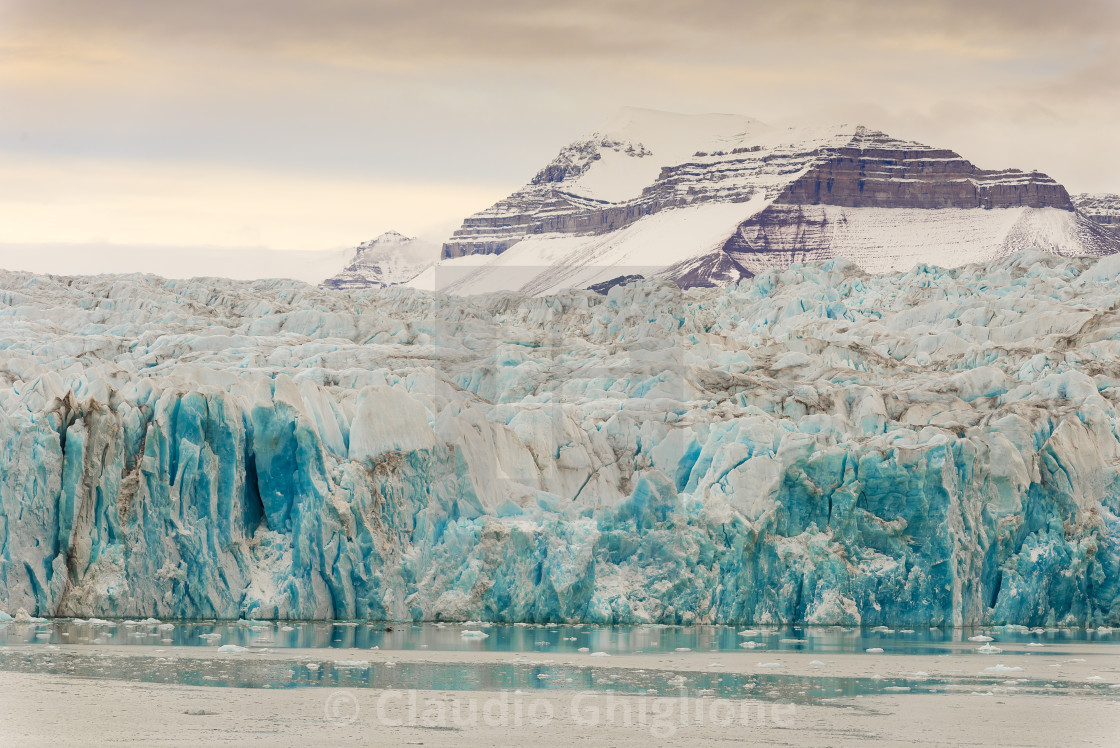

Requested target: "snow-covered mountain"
[
  {"left": 1074, "top": 193, "right": 1120, "bottom": 239},
  {"left": 320, "top": 231, "right": 437, "bottom": 289},
  {"left": 415, "top": 107, "right": 1119, "bottom": 294}
]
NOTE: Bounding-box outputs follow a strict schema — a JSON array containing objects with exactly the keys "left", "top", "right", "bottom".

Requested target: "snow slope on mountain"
[
  {"left": 732, "top": 205, "right": 1103, "bottom": 276},
  {"left": 320, "top": 231, "right": 437, "bottom": 289},
  {"left": 421, "top": 203, "right": 1113, "bottom": 294},
  {"left": 2, "top": 252, "right": 1120, "bottom": 626},
  {"left": 432, "top": 200, "right": 761, "bottom": 295}
]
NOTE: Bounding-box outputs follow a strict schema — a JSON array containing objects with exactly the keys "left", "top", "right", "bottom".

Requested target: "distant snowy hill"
[
  {"left": 413, "top": 107, "right": 1119, "bottom": 295},
  {"left": 320, "top": 231, "right": 437, "bottom": 289},
  {"left": 0, "top": 243, "right": 352, "bottom": 285}
]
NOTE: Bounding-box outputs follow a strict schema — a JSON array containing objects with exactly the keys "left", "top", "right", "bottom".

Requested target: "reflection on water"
[
  {"left": 0, "top": 618, "right": 1115, "bottom": 653},
  {"left": 0, "top": 619, "right": 1115, "bottom": 655},
  {"left": 2, "top": 619, "right": 1118, "bottom": 702},
  {"left": 0, "top": 646, "right": 1113, "bottom": 704}
]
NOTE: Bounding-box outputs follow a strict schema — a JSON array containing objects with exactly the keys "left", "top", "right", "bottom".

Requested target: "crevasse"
[{"left": 1, "top": 250, "right": 1118, "bottom": 626}]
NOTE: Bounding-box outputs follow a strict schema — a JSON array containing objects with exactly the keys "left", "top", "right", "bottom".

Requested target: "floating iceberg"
[
  {"left": 13, "top": 608, "right": 46, "bottom": 623},
  {"left": 460, "top": 630, "right": 489, "bottom": 639},
  {"left": 0, "top": 251, "right": 1119, "bottom": 627}
]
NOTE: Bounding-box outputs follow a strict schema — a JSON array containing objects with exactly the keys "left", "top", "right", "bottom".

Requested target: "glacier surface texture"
[{"left": 1, "top": 251, "right": 1119, "bottom": 626}]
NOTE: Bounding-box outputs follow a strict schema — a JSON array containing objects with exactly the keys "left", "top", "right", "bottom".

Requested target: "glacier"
[
  {"left": 1, "top": 250, "right": 1119, "bottom": 627},
  {"left": 429, "top": 107, "right": 1119, "bottom": 294}
]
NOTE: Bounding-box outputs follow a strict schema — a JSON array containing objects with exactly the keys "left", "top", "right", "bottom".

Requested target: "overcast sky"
[{"left": 1, "top": 0, "right": 1117, "bottom": 261}]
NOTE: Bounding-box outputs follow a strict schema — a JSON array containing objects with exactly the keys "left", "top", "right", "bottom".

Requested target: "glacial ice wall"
[{"left": 1, "top": 251, "right": 1119, "bottom": 626}]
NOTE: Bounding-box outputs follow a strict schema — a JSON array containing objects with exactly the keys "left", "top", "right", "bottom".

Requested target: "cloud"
[
  {"left": 6, "top": 0, "right": 1117, "bottom": 68},
  {"left": 0, "top": 0, "right": 1116, "bottom": 254},
  {"left": 0, "top": 156, "right": 507, "bottom": 250}
]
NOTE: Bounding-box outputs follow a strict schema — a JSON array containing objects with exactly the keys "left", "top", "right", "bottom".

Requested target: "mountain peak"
[
  {"left": 321, "top": 232, "right": 435, "bottom": 290},
  {"left": 365, "top": 230, "right": 411, "bottom": 245},
  {"left": 591, "top": 107, "right": 767, "bottom": 165}
]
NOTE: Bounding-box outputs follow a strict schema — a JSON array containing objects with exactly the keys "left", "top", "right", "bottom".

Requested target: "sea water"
[{"left": 1, "top": 620, "right": 1117, "bottom": 704}]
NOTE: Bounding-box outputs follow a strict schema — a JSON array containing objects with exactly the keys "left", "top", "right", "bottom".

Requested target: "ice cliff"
[{"left": 1, "top": 250, "right": 1119, "bottom": 626}]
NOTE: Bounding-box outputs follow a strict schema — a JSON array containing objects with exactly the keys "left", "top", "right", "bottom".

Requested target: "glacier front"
[{"left": 1, "top": 251, "right": 1119, "bottom": 627}]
